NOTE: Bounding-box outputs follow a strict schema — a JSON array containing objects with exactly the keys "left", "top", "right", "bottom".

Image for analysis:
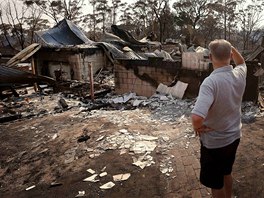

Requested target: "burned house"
[
  {"left": 244, "top": 36, "right": 264, "bottom": 102},
  {"left": 95, "top": 25, "right": 211, "bottom": 98},
  {"left": 2, "top": 19, "right": 261, "bottom": 102},
  {"left": 33, "top": 19, "right": 108, "bottom": 82}
]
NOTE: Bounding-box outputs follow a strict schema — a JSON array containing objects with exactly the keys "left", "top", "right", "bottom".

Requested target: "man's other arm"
[
  {"left": 191, "top": 114, "right": 213, "bottom": 136},
  {"left": 231, "top": 46, "right": 245, "bottom": 65},
  {"left": 191, "top": 114, "right": 204, "bottom": 136}
]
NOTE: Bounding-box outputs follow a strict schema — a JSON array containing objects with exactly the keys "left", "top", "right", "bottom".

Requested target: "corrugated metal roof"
[
  {"left": 0, "top": 65, "right": 55, "bottom": 85},
  {"left": 246, "top": 45, "right": 264, "bottom": 61},
  {"left": 111, "top": 25, "right": 161, "bottom": 48},
  {"left": 111, "top": 25, "right": 146, "bottom": 46},
  {"left": 95, "top": 42, "right": 147, "bottom": 61},
  {"left": 37, "top": 19, "right": 93, "bottom": 47}
]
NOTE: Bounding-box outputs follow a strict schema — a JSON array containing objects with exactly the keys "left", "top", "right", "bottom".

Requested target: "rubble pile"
[
  {"left": 241, "top": 101, "right": 264, "bottom": 123},
  {"left": 1, "top": 84, "right": 263, "bottom": 125},
  {"left": 1, "top": 85, "right": 263, "bottom": 195}
]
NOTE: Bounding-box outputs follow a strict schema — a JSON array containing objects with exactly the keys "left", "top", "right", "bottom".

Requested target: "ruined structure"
[{"left": 1, "top": 19, "right": 262, "bottom": 101}]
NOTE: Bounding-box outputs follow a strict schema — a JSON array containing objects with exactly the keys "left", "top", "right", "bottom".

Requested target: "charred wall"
[
  {"left": 243, "top": 61, "right": 259, "bottom": 102},
  {"left": 35, "top": 47, "right": 106, "bottom": 81},
  {"left": 114, "top": 59, "right": 208, "bottom": 98}
]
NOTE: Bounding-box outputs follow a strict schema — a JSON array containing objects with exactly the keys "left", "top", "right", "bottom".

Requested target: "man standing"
[{"left": 191, "top": 39, "right": 246, "bottom": 198}]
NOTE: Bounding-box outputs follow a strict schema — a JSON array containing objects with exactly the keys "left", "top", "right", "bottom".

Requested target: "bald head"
[{"left": 209, "top": 39, "right": 232, "bottom": 62}]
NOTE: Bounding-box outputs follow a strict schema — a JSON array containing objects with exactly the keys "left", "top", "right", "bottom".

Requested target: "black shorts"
[{"left": 200, "top": 139, "right": 240, "bottom": 189}]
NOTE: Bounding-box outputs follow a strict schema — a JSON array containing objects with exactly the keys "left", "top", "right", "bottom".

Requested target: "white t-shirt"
[{"left": 192, "top": 64, "right": 247, "bottom": 148}]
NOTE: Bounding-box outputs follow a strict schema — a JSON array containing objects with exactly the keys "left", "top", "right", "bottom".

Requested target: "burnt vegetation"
[{"left": 0, "top": 0, "right": 263, "bottom": 51}]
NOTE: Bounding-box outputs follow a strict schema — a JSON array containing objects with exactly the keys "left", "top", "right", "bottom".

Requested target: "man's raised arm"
[{"left": 231, "top": 46, "right": 245, "bottom": 66}]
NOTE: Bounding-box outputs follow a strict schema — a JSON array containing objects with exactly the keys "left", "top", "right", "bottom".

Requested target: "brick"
[
  {"left": 171, "top": 149, "right": 182, "bottom": 157},
  {"left": 126, "top": 78, "right": 133, "bottom": 84},
  {"left": 176, "top": 160, "right": 185, "bottom": 172},
  {"left": 163, "top": 192, "right": 182, "bottom": 198},
  {"left": 123, "top": 83, "right": 129, "bottom": 90},
  {"left": 130, "top": 78, "right": 137, "bottom": 85},
  {"left": 182, "top": 156, "right": 196, "bottom": 166},
  {"left": 200, "top": 188, "right": 211, "bottom": 197},
  {"left": 192, "top": 158, "right": 200, "bottom": 170},
  {"left": 135, "top": 80, "right": 142, "bottom": 86},
  {"left": 145, "top": 90, "right": 153, "bottom": 97},
  {"left": 167, "top": 178, "right": 183, "bottom": 193},
  {"left": 187, "top": 178, "right": 200, "bottom": 191},
  {"left": 175, "top": 171, "right": 187, "bottom": 184},
  {"left": 191, "top": 190, "right": 202, "bottom": 198},
  {"left": 178, "top": 149, "right": 189, "bottom": 157},
  {"left": 185, "top": 165, "right": 196, "bottom": 178},
  {"left": 194, "top": 169, "right": 200, "bottom": 180},
  {"left": 128, "top": 71, "right": 135, "bottom": 78}
]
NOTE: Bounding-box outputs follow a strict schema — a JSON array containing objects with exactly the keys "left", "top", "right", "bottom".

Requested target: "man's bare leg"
[
  {"left": 211, "top": 188, "right": 225, "bottom": 198},
  {"left": 224, "top": 174, "right": 233, "bottom": 198}
]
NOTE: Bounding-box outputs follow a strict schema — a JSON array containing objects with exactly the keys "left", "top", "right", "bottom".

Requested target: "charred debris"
[{"left": 0, "top": 19, "right": 263, "bottom": 124}]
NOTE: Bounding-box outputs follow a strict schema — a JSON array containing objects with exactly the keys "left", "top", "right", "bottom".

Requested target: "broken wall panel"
[
  {"left": 37, "top": 19, "right": 93, "bottom": 46},
  {"left": 114, "top": 60, "right": 181, "bottom": 97},
  {"left": 182, "top": 52, "right": 210, "bottom": 71},
  {"left": 35, "top": 47, "right": 107, "bottom": 82}
]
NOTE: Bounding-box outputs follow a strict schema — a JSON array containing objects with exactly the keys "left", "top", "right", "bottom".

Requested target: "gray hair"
[{"left": 208, "top": 39, "right": 232, "bottom": 61}]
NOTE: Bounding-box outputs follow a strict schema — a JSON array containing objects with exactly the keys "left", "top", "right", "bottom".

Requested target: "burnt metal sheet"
[
  {"left": 101, "top": 32, "right": 128, "bottom": 47},
  {"left": 246, "top": 45, "right": 264, "bottom": 61},
  {"left": 0, "top": 65, "right": 55, "bottom": 85},
  {"left": 6, "top": 43, "right": 41, "bottom": 67},
  {"left": 95, "top": 42, "right": 146, "bottom": 62},
  {"left": 37, "top": 19, "right": 93, "bottom": 46},
  {"left": 111, "top": 25, "right": 147, "bottom": 46},
  {"left": 111, "top": 25, "right": 161, "bottom": 49}
]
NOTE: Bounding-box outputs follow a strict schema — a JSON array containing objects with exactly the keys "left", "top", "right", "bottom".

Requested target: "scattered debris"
[
  {"left": 132, "top": 154, "right": 155, "bottom": 169},
  {"left": 241, "top": 102, "right": 263, "bottom": 123},
  {"left": 258, "top": 93, "right": 264, "bottom": 110},
  {"left": 99, "top": 181, "right": 115, "bottom": 190},
  {"left": 112, "top": 92, "right": 136, "bottom": 104},
  {"left": 75, "top": 191, "right": 85, "bottom": 197},
  {"left": 49, "top": 182, "right": 62, "bottom": 188},
  {"left": 130, "top": 141, "right": 157, "bottom": 154},
  {"left": 254, "top": 67, "right": 264, "bottom": 77},
  {"left": 83, "top": 174, "right": 99, "bottom": 183},
  {"left": 58, "top": 98, "right": 68, "bottom": 109},
  {"left": 0, "top": 114, "right": 22, "bottom": 123},
  {"left": 89, "top": 153, "right": 100, "bottom": 159},
  {"left": 86, "top": 169, "right": 96, "bottom": 174},
  {"left": 64, "top": 148, "right": 77, "bottom": 164},
  {"left": 25, "top": 185, "right": 36, "bottom": 191},
  {"left": 96, "top": 135, "right": 105, "bottom": 142},
  {"left": 156, "top": 81, "right": 188, "bottom": 99},
  {"left": 160, "top": 155, "right": 175, "bottom": 176},
  {"left": 113, "top": 173, "right": 131, "bottom": 182},
  {"left": 101, "top": 166, "right": 106, "bottom": 172},
  {"left": 52, "top": 133, "right": 58, "bottom": 140},
  {"left": 77, "top": 135, "right": 90, "bottom": 143},
  {"left": 99, "top": 172, "right": 107, "bottom": 177}
]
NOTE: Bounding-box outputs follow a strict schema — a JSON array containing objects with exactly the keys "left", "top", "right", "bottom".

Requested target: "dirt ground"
[{"left": 0, "top": 97, "right": 263, "bottom": 198}]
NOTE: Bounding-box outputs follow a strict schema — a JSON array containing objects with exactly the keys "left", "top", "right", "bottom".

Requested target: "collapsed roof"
[
  {"left": 37, "top": 19, "right": 94, "bottom": 47},
  {"left": 246, "top": 45, "right": 264, "bottom": 61},
  {"left": 0, "top": 65, "right": 55, "bottom": 92},
  {"left": 35, "top": 19, "right": 169, "bottom": 62},
  {"left": 110, "top": 25, "right": 161, "bottom": 47}
]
